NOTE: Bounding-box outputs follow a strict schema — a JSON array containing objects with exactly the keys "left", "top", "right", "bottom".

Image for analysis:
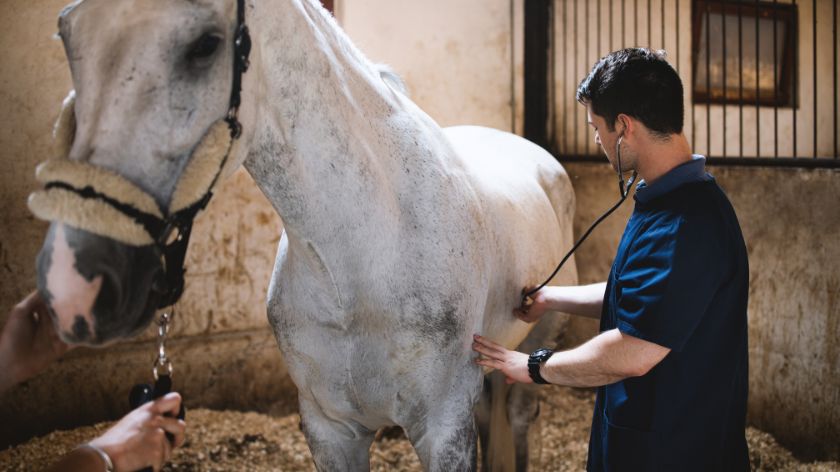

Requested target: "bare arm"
[
  {"left": 539, "top": 329, "right": 670, "bottom": 387},
  {"left": 472, "top": 329, "right": 670, "bottom": 387},
  {"left": 515, "top": 282, "right": 607, "bottom": 322}
]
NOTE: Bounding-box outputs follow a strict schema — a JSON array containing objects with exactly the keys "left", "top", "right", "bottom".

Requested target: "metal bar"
[
  {"left": 706, "top": 1, "right": 712, "bottom": 155},
  {"left": 835, "top": 0, "right": 838, "bottom": 158},
  {"left": 574, "top": 0, "right": 579, "bottom": 155},
  {"left": 585, "top": 0, "right": 591, "bottom": 155},
  {"left": 756, "top": 0, "right": 761, "bottom": 158},
  {"left": 523, "top": 0, "right": 551, "bottom": 149},
  {"left": 549, "top": 0, "right": 556, "bottom": 148},
  {"left": 598, "top": 0, "right": 602, "bottom": 56},
  {"left": 814, "top": 0, "right": 818, "bottom": 158},
  {"left": 563, "top": 0, "right": 568, "bottom": 153},
  {"left": 774, "top": 0, "right": 779, "bottom": 158},
  {"left": 555, "top": 154, "right": 840, "bottom": 168},
  {"left": 684, "top": 0, "right": 690, "bottom": 148},
  {"left": 635, "top": 0, "right": 639, "bottom": 46},
  {"left": 661, "top": 0, "right": 666, "bottom": 50},
  {"left": 676, "top": 0, "right": 680, "bottom": 74},
  {"left": 648, "top": 0, "right": 652, "bottom": 46},
  {"left": 739, "top": 2, "right": 744, "bottom": 157},
  {"left": 722, "top": 0, "right": 727, "bottom": 158},
  {"left": 793, "top": 0, "right": 797, "bottom": 158},
  {"left": 510, "top": 0, "right": 515, "bottom": 134}
]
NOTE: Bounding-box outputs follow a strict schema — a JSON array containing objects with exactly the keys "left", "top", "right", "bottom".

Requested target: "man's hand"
[
  {"left": 472, "top": 334, "right": 532, "bottom": 384},
  {"left": 0, "top": 291, "right": 70, "bottom": 392},
  {"left": 514, "top": 286, "right": 552, "bottom": 323},
  {"left": 90, "top": 392, "right": 186, "bottom": 472}
]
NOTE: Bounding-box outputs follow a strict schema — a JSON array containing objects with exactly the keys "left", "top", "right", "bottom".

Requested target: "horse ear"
[{"left": 53, "top": 90, "right": 76, "bottom": 159}]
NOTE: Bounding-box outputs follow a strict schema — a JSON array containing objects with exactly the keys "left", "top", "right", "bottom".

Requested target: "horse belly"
[{"left": 443, "top": 126, "right": 577, "bottom": 350}]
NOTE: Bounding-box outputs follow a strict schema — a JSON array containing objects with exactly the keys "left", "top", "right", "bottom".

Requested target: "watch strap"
[{"left": 528, "top": 348, "right": 554, "bottom": 384}]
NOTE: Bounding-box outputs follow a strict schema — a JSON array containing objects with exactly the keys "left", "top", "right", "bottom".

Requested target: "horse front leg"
[
  {"left": 406, "top": 405, "right": 478, "bottom": 472},
  {"left": 507, "top": 382, "right": 542, "bottom": 471},
  {"left": 475, "top": 371, "right": 539, "bottom": 472},
  {"left": 298, "top": 397, "right": 376, "bottom": 471}
]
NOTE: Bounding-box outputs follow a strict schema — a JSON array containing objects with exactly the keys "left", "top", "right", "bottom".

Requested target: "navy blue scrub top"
[{"left": 587, "top": 156, "right": 750, "bottom": 471}]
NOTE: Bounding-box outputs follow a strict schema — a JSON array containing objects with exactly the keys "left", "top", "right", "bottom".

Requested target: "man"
[{"left": 473, "top": 48, "right": 749, "bottom": 470}]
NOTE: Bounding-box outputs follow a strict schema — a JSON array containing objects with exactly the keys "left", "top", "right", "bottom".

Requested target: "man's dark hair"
[{"left": 577, "top": 48, "right": 684, "bottom": 137}]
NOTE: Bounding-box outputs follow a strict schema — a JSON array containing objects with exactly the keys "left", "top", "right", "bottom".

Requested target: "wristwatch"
[{"left": 528, "top": 347, "right": 554, "bottom": 384}]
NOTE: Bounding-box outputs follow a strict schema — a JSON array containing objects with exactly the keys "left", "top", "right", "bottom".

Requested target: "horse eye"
[{"left": 188, "top": 33, "right": 222, "bottom": 62}]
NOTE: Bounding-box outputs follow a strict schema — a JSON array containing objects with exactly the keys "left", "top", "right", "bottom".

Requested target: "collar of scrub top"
[{"left": 634, "top": 154, "right": 713, "bottom": 204}]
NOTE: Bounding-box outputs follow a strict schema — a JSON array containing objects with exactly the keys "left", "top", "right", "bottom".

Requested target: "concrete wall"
[
  {"left": 563, "top": 162, "right": 840, "bottom": 461},
  {"left": 338, "top": 0, "right": 525, "bottom": 133}
]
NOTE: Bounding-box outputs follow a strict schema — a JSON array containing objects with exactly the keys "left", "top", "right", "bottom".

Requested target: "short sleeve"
[{"left": 615, "top": 212, "right": 725, "bottom": 351}]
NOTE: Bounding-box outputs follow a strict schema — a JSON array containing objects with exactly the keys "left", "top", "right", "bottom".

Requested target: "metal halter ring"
[{"left": 152, "top": 310, "right": 174, "bottom": 380}]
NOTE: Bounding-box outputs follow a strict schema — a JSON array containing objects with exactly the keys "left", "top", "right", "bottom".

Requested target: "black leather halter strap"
[
  {"left": 147, "top": 0, "right": 250, "bottom": 307},
  {"left": 225, "top": 0, "right": 251, "bottom": 139},
  {"left": 48, "top": 0, "right": 251, "bottom": 309}
]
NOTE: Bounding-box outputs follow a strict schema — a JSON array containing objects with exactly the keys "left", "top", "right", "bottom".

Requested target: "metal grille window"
[
  {"left": 693, "top": 1, "right": 797, "bottom": 107},
  {"left": 538, "top": 0, "right": 840, "bottom": 167}
]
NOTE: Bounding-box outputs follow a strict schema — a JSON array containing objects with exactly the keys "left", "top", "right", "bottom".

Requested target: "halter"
[{"left": 28, "top": 0, "right": 251, "bottom": 309}]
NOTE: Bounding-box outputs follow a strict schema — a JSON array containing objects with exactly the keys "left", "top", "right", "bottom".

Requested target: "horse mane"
[{"left": 302, "top": 0, "right": 410, "bottom": 98}]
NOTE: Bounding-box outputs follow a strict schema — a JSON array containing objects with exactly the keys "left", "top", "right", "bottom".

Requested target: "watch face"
[
  {"left": 530, "top": 348, "right": 554, "bottom": 363},
  {"left": 533, "top": 348, "right": 552, "bottom": 358}
]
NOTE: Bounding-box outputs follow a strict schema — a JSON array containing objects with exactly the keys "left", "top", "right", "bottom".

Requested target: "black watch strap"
[{"left": 528, "top": 348, "right": 554, "bottom": 384}]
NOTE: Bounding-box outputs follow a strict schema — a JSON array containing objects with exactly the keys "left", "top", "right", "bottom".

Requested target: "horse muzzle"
[{"left": 36, "top": 222, "right": 164, "bottom": 345}]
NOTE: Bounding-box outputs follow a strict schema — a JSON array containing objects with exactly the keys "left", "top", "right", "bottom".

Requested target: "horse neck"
[{"left": 242, "top": 0, "right": 454, "bottom": 249}]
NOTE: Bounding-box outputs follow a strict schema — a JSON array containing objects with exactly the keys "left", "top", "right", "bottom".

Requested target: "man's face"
[{"left": 586, "top": 106, "right": 625, "bottom": 173}]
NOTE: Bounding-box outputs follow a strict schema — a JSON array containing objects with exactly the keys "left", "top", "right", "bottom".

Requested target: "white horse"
[{"left": 32, "top": 0, "right": 576, "bottom": 469}]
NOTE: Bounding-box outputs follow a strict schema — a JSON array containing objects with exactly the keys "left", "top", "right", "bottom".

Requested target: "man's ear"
[{"left": 615, "top": 113, "right": 633, "bottom": 137}]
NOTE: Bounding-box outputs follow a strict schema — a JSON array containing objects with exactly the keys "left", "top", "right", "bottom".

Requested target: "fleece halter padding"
[{"left": 27, "top": 93, "right": 234, "bottom": 247}]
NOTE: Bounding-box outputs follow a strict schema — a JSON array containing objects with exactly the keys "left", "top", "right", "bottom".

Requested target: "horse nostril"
[{"left": 71, "top": 315, "right": 91, "bottom": 341}]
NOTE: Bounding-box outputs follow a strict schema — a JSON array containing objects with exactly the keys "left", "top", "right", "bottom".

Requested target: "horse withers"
[{"left": 31, "top": 0, "right": 577, "bottom": 470}]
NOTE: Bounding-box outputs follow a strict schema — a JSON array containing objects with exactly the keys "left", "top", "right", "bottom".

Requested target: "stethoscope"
[{"left": 521, "top": 132, "right": 638, "bottom": 306}]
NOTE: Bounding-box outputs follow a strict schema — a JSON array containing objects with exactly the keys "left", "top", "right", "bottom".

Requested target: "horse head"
[{"left": 30, "top": 0, "right": 251, "bottom": 345}]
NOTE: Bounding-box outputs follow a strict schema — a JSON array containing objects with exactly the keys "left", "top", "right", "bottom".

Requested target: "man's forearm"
[
  {"left": 540, "top": 328, "right": 670, "bottom": 387},
  {"left": 544, "top": 282, "right": 606, "bottom": 319}
]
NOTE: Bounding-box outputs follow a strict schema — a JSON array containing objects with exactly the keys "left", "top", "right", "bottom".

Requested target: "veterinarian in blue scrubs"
[{"left": 473, "top": 48, "right": 750, "bottom": 470}]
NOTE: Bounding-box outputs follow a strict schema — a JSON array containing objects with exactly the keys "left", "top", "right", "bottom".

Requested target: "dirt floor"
[{"left": 1, "top": 386, "right": 837, "bottom": 471}]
